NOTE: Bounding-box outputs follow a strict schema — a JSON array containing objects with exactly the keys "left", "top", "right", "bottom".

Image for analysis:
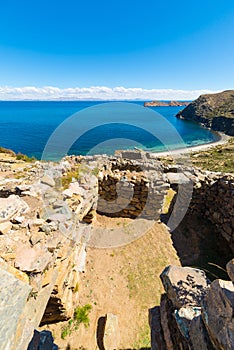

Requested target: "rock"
[
  {"left": 27, "top": 330, "right": 58, "bottom": 350},
  {"left": 174, "top": 306, "right": 201, "bottom": 339},
  {"left": 0, "top": 268, "right": 32, "bottom": 350},
  {"left": 15, "top": 246, "right": 52, "bottom": 273},
  {"left": 160, "top": 265, "right": 210, "bottom": 309},
  {"left": 189, "top": 314, "right": 214, "bottom": 350},
  {"left": 0, "top": 260, "right": 29, "bottom": 284},
  {"left": 12, "top": 215, "right": 25, "bottom": 224},
  {"left": 103, "top": 313, "right": 120, "bottom": 350},
  {"left": 0, "top": 221, "right": 12, "bottom": 234},
  {"left": 0, "top": 195, "right": 29, "bottom": 223},
  {"left": 149, "top": 306, "right": 167, "bottom": 350},
  {"left": 62, "top": 188, "right": 73, "bottom": 198},
  {"left": 40, "top": 175, "right": 55, "bottom": 187},
  {"left": 227, "top": 259, "right": 234, "bottom": 283},
  {"left": 166, "top": 172, "right": 191, "bottom": 185},
  {"left": 30, "top": 232, "right": 45, "bottom": 245},
  {"left": 202, "top": 279, "right": 234, "bottom": 349},
  {"left": 28, "top": 218, "right": 45, "bottom": 228},
  {"left": 76, "top": 244, "right": 87, "bottom": 273}
]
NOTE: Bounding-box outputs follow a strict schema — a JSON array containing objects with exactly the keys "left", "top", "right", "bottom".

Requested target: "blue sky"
[{"left": 0, "top": 0, "right": 234, "bottom": 99}]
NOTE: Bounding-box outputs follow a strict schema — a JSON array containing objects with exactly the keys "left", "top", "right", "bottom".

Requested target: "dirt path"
[{"left": 43, "top": 215, "right": 180, "bottom": 349}]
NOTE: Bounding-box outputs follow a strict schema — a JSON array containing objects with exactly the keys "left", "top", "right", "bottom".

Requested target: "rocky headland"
[
  {"left": 176, "top": 90, "right": 234, "bottom": 136},
  {"left": 144, "top": 100, "right": 190, "bottom": 107},
  {"left": 0, "top": 143, "right": 233, "bottom": 349}
]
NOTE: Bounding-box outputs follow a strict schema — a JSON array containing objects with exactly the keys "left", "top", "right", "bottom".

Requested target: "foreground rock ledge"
[{"left": 152, "top": 260, "right": 234, "bottom": 350}]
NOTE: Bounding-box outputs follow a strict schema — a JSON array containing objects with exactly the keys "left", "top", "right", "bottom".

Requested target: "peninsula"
[{"left": 177, "top": 90, "right": 234, "bottom": 136}]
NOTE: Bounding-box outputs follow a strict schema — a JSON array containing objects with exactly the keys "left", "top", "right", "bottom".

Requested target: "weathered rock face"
[
  {"left": 153, "top": 261, "right": 234, "bottom": 350},
  {"left": 176, "top": 90, "right": 234, "bottom": 136}
]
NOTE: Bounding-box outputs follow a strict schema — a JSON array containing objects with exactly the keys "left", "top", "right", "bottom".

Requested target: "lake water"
[{"left": 0, "top": 101, "right": 219, "bottom": 160}]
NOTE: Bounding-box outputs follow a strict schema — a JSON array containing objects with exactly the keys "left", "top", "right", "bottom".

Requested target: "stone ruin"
[{"left": 0, "top": 149, "right": 233, "bottom": 349}]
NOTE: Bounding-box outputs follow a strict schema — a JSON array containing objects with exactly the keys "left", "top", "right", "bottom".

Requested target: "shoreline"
[{"left": 149, "top": 132, "right": 231, "bottom": 158}]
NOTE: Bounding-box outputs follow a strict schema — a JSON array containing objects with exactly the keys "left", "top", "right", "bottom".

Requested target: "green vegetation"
[
  {"left": 0, "top": 146, "right": 16, "bottom": 156},
  {"left": 73, "top": 282, "right": 79, "bottom": 293},
  {"left": 133, "top": 324, "right": 151, "bottom": 349},
  {"left": 61, "top": 168, "right": 80, "bottom": 189},
  {"left": 73, "top": 304, "right": 92, "bottom": 328},
  {"left": 191, "top": 137, "right": 234, "bottom": 172},
  {"left": 60, "top": 304, "right": 92, "bottom": 339},
  {"left": 91, "top": 167, "right": 99, "bottom": 176},
  {"left": 61, "top": 325, "right": 72, "bottom": 340},
  {"left": 16, "top": 152, "right": 36, "bottom": 162}
]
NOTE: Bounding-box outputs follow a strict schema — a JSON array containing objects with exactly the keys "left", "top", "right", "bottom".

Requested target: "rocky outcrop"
[
  {"left": 153, "top": 260, "right": 234, "bottom": 349},
  {"left": 176, "top": 90, "right": 234, "bottom": 136},
  {"left": 144, "top": 100, "right": 190, "bottom": 107},
  {"left": 0, "top": 158, "right": 98, "bottom": 350}
]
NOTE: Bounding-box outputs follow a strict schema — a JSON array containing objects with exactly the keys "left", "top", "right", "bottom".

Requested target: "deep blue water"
[{"left": 0, "top": 101, "right": 219, "bottom": 160}]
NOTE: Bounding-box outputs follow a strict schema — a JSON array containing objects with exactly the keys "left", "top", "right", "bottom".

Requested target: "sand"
[{"left": 150, "top": 132, "right": 231, "bottom": 158}]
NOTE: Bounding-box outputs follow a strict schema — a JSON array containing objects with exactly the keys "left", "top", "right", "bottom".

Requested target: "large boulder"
[
  {"left": 160, "top": 265, "right": 210, "bottom": 309},
  {"left": 0, "top": 195, "right": 29, "bottom": 223}
]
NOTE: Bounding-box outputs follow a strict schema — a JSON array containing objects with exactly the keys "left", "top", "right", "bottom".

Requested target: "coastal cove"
[{"left": 0, "top": 101, "right": 219, "bottom": 160}]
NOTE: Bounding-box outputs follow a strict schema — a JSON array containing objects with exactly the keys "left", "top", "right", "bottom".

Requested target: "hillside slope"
[{"left": 177, "top": 90, "right": 234, "bottom": 135}]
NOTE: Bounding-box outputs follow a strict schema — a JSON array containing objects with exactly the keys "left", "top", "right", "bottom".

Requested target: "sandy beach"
[{"left": 150, "top": 132, "right": 231, "bottom": 158}]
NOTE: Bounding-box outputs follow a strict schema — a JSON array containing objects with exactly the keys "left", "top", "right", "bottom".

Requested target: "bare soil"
[{"left": 43, "top": 214, "right": 180, "bottom": 349}]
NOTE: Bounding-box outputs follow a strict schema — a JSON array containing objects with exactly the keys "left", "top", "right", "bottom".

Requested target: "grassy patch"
[
  {"left": 74, "top": 304, "right": 92, "bottom": 328},
  {"left": 61, "top": 169, "right": 80, "bottom": 189},
  {"left": 16, "top": 153, "right": 36, "bottom": 162},
  {"left": 133, "top": 324, "right": 151, "bottom": 349},
  {"left": 60, "top": 304, "right": 92, "bottom": 339},
  {"left": 191, "top": 137, "right": 234, "bottom": 172},
  {"left": 91, "top": 167, "right": 99, "bottom": 176}
]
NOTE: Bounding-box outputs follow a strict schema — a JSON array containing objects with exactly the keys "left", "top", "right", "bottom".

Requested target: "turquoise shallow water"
[{"left": 0, "top": 101, "right": 219, "bottom": 160}]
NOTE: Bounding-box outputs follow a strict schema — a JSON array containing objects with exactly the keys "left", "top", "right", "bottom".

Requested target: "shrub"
[{"left": 73, "top": 304, "right": 92, "bottom": 328}]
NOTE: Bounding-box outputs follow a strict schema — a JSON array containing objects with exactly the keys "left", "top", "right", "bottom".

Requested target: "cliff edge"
[{"left": 176, "top": 90, "right": 234, "bottom": 136}]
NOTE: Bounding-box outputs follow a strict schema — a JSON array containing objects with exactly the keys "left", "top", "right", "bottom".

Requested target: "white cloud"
[{"left": 0, "top": 86, "right": 221, "bottom": 101}]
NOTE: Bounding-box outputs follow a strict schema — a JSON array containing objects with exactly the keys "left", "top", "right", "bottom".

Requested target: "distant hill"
[
  {"left": 144, "top": 100, "right": 190, "bottom": 107},
  {"left": 176, "top": 90, "right": 234, "bottom": 136}
]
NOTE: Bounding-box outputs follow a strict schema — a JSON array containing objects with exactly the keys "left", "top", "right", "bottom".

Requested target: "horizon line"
[{"left": 0, "top": 85, "right": 222, "bottom": 101}]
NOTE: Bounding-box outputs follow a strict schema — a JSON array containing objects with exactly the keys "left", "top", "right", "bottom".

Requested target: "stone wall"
[
  {"left": 164, "top": 164, "right": 234, "bottom": 253},
  {"left": 0, "top": 158, "right": 98, "bottom": 350},
  {"left": 95, "top": 156, "right": 169, "bottom": 220},
  {"left": 188, "top": 173, "right": 234, "bottom": 252}
]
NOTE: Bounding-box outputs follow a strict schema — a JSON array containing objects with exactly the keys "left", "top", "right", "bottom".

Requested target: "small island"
[{"left": 144, "top": 100, "right": 190, "bottom": 107}]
